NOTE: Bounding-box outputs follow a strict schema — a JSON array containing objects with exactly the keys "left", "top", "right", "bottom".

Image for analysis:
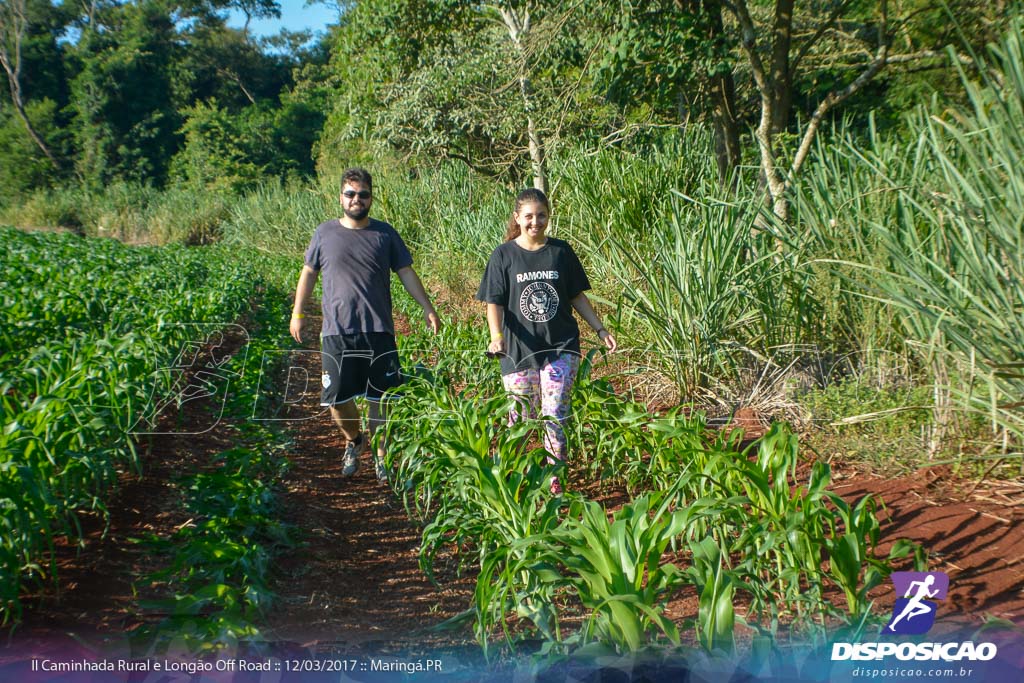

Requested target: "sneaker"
[
  {"left": 549, "top": 476, "right": 563, "bottom": 496},
  {"left": 341, "top": 433, "right": 367, "bottom": 477},
  {"left": 374, "top": 456, "right": 389, "bottom": 482}
]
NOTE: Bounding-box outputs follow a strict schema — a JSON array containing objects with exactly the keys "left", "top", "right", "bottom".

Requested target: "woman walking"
[{"left": 476, "top": 188, "right": 617, "bottom": 494}]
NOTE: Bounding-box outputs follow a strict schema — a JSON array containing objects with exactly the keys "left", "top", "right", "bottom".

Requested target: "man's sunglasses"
[{"left": 342, "top": 190, "right": 372, "bottom": 200}]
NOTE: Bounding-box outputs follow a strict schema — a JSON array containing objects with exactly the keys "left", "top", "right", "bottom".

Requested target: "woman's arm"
[
  {"left": 486, "top": 303, "right": 505, "bottom": 355},
  {"left": 571, "top": 293, "right": 617, "bottom": 352}
]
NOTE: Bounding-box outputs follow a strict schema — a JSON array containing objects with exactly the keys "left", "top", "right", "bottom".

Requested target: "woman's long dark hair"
[{"left": 505, "top": 187, "right": 550, "bottom": 242}]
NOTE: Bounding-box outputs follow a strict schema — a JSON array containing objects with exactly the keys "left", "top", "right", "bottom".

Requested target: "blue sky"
[{"left": 226, "top": 0, "right": 341, "bottom": 41}]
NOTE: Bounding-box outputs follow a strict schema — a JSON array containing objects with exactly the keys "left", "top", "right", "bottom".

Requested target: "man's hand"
[
  {"left": 290, "top": 316, "right": 305, "bottom": 343},
  {"left": 396, "top": 266, "right": 441, "bottom": 335},
  {"left": 424, "top": 310, "right": 442, "bottom": 334}
]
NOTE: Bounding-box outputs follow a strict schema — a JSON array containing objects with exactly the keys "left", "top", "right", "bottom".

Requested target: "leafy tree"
[
  {"left": 68, "top": 0, "right": 182, "bottom": 186},
  {"left": 320, "top": 0, "right": 607, "bottom": 189},
  {"left": 586, "top": 0, "right": 740, "bottom": 184},
  {"left": 173, "top": 19, "right": 296, "bottom": 110},
  {"left": 0, "top": 97, "right": 61, "bottom": 202},
  {"left": 171, "top": 99, "right": 262, "bottom": 191},
  {"left": 171, "top": 92, "right": 323, "bottom": 191},
  {"left": 316, "top": 0, "right": 471, "bottom": 171},
  {"left": 227, "top": 0, "right": 279, "bottom": 33},
  {"left": 264, "top": 95, "right": 323, "bottom": 178},
  {"left": 724, "top": 0, "right": 1010, "bottom": 219}
]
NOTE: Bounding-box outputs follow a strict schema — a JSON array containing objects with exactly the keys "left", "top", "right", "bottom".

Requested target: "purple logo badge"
[{"left": 886, "top": 571, "right": 949, "bottom": 635}]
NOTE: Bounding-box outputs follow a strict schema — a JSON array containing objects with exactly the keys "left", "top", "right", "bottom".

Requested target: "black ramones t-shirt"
[{"left": 476, "top": 238, "right": 591, "bottom": 375}]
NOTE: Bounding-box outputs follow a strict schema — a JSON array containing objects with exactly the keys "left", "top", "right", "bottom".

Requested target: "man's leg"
[
  {"left": 322, "top": 333, "right": 373, "bottom": 478},
  {"left": 329, "top": 399, "right": 362, "bottom": 442},
  {"left": 367, "top": 398, "right": 389, "bottom": 480},
  {"left": 331, "top": 399, "right": 366, "bottom": 477},
  {"left": 365, "top": 334, "right": 402, "bottom": 481}
]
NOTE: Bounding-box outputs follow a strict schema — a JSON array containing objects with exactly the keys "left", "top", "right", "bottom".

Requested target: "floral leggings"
[{"left": 501, "top": 353, "right": 580, "bottom": 463}]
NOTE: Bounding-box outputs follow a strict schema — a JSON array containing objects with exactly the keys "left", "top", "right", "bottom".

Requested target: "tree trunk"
[
  {"left": 709, "top": 70, "right": 741, "bottom": 187},
  {"left": 499, "top": 6, "right": 547, "bottom": 194},
  {"left": 525, "top": 111, "right": 546, "bottom": 194},
  {"left": 0, "top": 0, "right": 60, "bottom": 169},
  {"left": 703, "top": 0, "right": 741, "bottom": 186},
  {"left": 768, "top": 0, "right": 795, "bottom": 135}
]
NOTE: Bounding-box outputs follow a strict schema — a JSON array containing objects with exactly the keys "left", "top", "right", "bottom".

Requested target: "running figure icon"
[{"left": 888, "top": 574, "right": 939, "bottom": 632}]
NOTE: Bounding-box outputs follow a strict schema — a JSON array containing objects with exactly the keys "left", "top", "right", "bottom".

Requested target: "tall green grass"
[
  {"left": 788, "top": 19, "right": 1024, "bottom": 446},
  {"left": 605, "top": 193, "right": 808, "bottom": 402},
  {"left": 2, "top": 183, "right": 230, "bottom": 245},
  {"left": 551, "top": 132, "right": 725, "bottom": 284}
]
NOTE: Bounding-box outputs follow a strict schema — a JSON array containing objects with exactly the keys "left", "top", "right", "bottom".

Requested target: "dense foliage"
[
  {"left": 0, "top": 0, "right": 327, "bottom": 205},
  {"left": 1, "top": 0, "right": 1011, "bottom": 211}
]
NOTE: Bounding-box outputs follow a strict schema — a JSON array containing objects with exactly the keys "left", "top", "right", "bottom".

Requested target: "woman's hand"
[
  {"left": 487, "top": 337, "right": 506, "bottom": 357},
  {"left": 598, "top": 329, "right": 618, "bottom": 353}
]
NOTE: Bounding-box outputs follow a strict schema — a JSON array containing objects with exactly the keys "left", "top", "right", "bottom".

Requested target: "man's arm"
[
  {"left": 396, "top": 266, "right": 441, "bottom": 334},
  {"left": 290, "top": 265, "right": 318, "bottom": 343}
]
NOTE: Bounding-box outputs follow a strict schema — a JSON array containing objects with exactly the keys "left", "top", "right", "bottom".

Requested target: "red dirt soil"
[{"left": 2, "top": 311, "right": 1022, "bottom": 662}]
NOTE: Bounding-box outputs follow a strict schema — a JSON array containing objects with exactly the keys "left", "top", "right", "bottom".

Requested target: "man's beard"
[{"left": 343, "top": 205, "right": 370, "bottom": 220}]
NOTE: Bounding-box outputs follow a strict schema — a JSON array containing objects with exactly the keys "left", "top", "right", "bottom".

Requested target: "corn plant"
[
  {"left": 540, "top": 493, "right": 695, "bottom": 651},
  {"left": 823, "top": 494, "right": 924, "bottom": 625},
  {"left": 138, "top": 447, "right": 290, "bottom": 653},
  {"left": 383, "top": 373, "right": 566, "bottom": 651},
  {"left": 383, "top": 280, "right": 923, "bottom": 657},
  {"left": 136, "top": 295, "right": 296, "bottom": 654},
  {"left": 685, "top": 536, "right": 738, "bottom": 654}
]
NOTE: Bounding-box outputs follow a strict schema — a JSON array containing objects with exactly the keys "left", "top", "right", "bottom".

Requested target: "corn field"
[{"left": 0, "top": 228, "right": 273, "bottom": 624}]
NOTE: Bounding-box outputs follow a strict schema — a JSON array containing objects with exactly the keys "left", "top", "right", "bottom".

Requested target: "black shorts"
[{"left": 320, "top": 333, "right": 403, "bottom": 405}]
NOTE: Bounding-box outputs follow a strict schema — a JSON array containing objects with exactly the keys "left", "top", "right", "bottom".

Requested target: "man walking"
[{"left": 290, "top": 167, "right": 441, "bottom": 480}]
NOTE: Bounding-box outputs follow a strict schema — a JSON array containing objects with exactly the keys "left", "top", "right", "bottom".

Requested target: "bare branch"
[
  {"left": 789, "top": 0, "right": 889, "bottom": 180},
  {"left": 730, "top": 0, "right": 769, "bottom": 94},
  {"left": 791, "top": 0, "right": 855, "bottom": 73},
  {"left": 217, "top": 67, "right": 257, "bottom": 105},
  {"left": 886, "top": 49, "right": 973, "bottom": 66}
]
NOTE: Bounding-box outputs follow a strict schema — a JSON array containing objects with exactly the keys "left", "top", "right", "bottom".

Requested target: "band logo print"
[{"left": 519, "top": 282, "right": 559, "bottom": 323}]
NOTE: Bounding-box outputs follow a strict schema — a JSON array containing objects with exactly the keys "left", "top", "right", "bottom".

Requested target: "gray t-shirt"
[{"left": 304, "top": 218, "right": 413, "bottom": 336}]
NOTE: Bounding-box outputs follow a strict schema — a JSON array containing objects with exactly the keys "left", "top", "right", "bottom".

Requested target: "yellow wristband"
[
  {"left": 292, "top": 313, "right": 305, "bottom": 320},
  {"left": 491, "top": 333, "right": 504, "bottom": 341}
]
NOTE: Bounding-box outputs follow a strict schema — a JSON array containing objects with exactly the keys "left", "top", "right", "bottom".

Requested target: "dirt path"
[
  {"left": 259, "top": 320, "right": 475, "bottom": 652},
  {"left": 1, "top": 312, "right": 475, "bottom": 662}
]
